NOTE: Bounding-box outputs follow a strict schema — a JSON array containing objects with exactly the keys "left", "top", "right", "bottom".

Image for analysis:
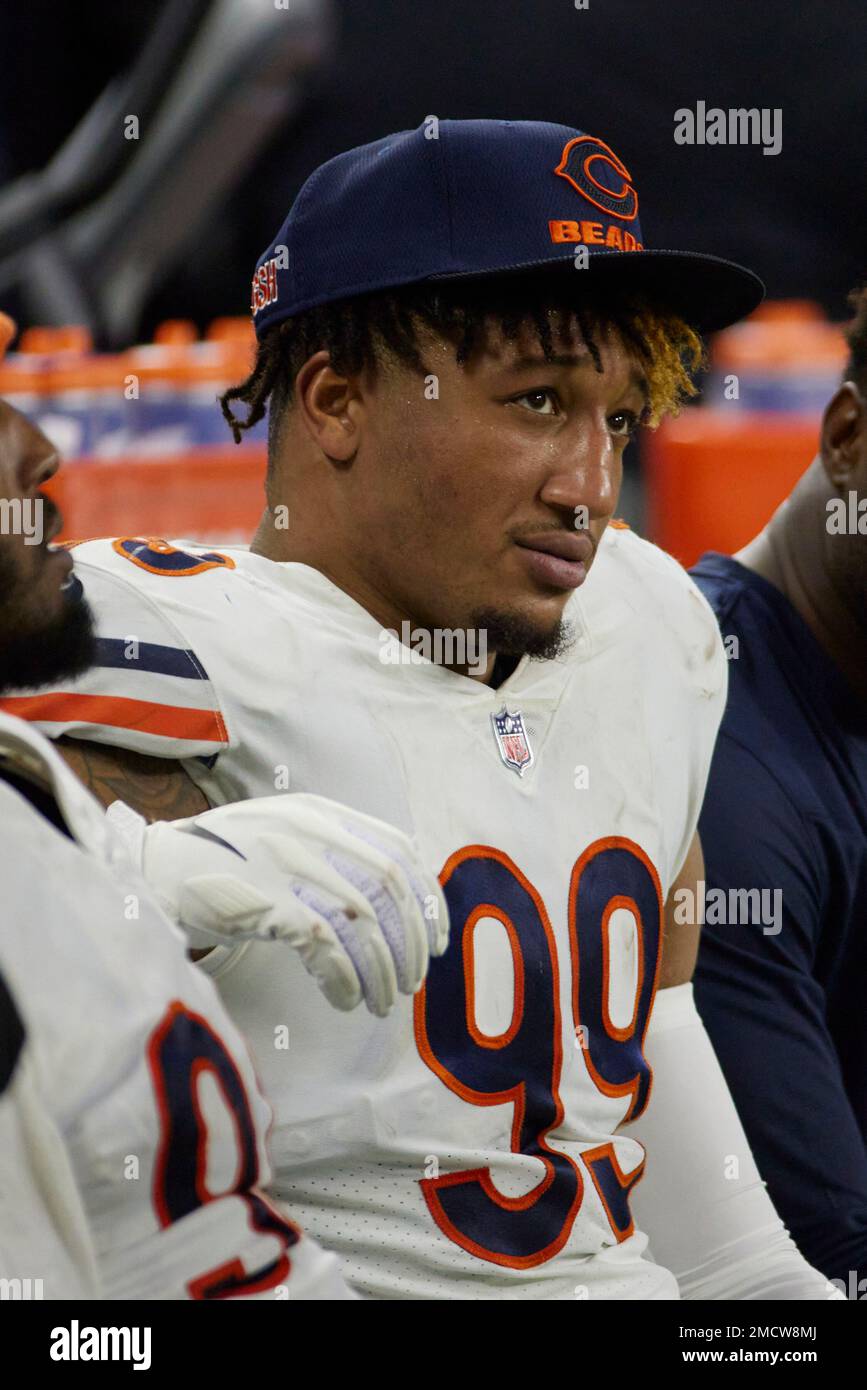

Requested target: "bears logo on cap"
[{"left": 554, "top": 135, "right": 639, "bottom": 222}]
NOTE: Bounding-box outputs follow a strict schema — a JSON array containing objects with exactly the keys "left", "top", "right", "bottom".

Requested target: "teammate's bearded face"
[
  {"left": 344, "top": 317, "right": 647, "bottom": 659},
  {"left": 0, "top": 401, "right": 95, "bottom": 695}
]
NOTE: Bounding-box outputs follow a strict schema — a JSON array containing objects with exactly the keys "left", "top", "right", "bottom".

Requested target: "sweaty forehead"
[{"left": 471, "top": 314, "right": 647, "bottom": 402}]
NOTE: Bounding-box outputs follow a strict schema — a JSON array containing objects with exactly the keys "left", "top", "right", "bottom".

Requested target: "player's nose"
[{"left": 538, "top": 430, "right": 619, "bottom": 519}]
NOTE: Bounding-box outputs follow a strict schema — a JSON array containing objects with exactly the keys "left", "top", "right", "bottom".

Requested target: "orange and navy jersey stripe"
[
  {"left": 0, "top": 636, "right": 229, "bottom": 757},
  {"left": 0, "top": 692, "right": 227, "bottom": 746}
]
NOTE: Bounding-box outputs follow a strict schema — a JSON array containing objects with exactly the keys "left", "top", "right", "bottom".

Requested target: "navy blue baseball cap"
[{"left": 250, "top": 118, "right": 764, "bottom": 338}]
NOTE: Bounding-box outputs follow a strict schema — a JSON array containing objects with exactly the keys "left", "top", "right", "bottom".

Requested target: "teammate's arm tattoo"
[{"left": 56, "top": 737, "right": 211, "bottom": 820}]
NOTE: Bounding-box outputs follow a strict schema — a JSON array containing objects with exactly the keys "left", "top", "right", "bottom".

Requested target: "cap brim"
[{"left": 431, "top": 248, "right": 765, "bottom": 335}]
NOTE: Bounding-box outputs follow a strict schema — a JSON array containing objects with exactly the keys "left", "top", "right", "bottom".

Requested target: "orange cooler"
[{"left": 644, "top": 411, "right": 818, "bottom": 568}]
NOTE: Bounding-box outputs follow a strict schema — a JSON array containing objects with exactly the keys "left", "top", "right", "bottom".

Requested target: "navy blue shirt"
[{"left": 690, "top": 552, "right": 867, "bottom": 1289}]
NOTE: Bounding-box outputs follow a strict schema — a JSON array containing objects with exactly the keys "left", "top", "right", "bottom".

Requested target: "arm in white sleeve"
[
  {"left": 625, "top": 983, "right": 842, "bottom": 1300},
  {"left": 0, "top": 1054, "right": 100, "bottom": 1298}
]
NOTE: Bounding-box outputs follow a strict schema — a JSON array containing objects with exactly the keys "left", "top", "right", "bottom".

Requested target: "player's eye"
[
  {"left": 512, "top": 388, "right": 560, "bottom": 416},
  {"left": 608, "top": 409, "right": 641, "bottom": 439}
]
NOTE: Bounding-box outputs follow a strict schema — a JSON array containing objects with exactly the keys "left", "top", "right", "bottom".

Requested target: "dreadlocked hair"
[
  {"left": 219, "top": 280, "right": 705, "bottom": 454},
  {"left": 843, "top": 284, "right": 867, "bottom": 392}
]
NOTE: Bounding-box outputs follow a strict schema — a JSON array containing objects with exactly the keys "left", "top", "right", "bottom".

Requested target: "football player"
[
  {"left": 3, "top": 120, "right": 841, "bottom": 1299},
  {"left": 0, "top": 313, "right": 446, "bottom": 1298}
]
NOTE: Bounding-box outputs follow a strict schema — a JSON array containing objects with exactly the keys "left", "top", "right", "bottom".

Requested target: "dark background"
[{"left": 0, "top": 0, "right": 864, "bottom": 338}]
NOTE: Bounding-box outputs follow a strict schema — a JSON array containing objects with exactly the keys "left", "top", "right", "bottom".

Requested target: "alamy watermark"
[
  {"left": 50, "top": 1320, "right": 151, "bottom": 1370},
  {"left": 826, "top": 491, "right": 867, "bottom": 534},
  {"left": 0, "top": 497, "right": 43, "bottom": 544},
  {"left": 0, "top": 1276, "right": 43, "bottom": 1299},
  {"left": 672, "top": 879, "right": 782, "bottom": 935},
  {"left": 379, "top": 622, "right": 487, "bottom": 676},
  {"left": 674, "top": 102, "right": 782, "bottom": 156},
  {"left": 828, "top": 1271, "right": 867, "bottom": 1299}
]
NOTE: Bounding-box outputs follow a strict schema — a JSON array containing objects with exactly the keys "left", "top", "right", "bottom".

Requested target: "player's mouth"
[
  {"left": 42, "top": 499, "right": 74, "bottom": 580},
  {"left": 513, "top": 529, "right": 594, "bottom": 590}
]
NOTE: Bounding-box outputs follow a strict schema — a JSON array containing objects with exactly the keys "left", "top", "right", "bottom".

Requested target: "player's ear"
[
  {"left": 820, "top": 381, "right": 867, "bottom": 488},
  {"left": 294, "top": 350, "right": 366, "bottom": 463}
]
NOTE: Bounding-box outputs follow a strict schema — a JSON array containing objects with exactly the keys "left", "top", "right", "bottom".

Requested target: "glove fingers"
[
  {"left": 179, "top": 876, "right": 363, "bottom": 1012},
  {"left": 252, "top": 832, "right": 374, "bottom": 916},
  {"left": 278, "top": 852, "right": 404, "bottom": 1013},
  {"left": 257, "top": 829, "right": 430, "bottom": 998},
  {"left": 377, "top": 844, "right": 448, "bottom": 960},
  {"left": 325, "top": 849, "right": 428, "bottom": 997},
  {"left": 294, "top": 885, "right": 397, "bottom": 1017},
  {"left": 239, "top": 806, "right": 444, "bottom": 961},
  {"left": 178, "top": 796, "right": 451, "bottom": 1010},
  {"left": 293, "top": 922, "right": 363, "bottom": 1013},
  {"left": 189, "top": 797, "right": 450, "bottom": 958},
  {"left": 341, "top": 827, "right": 449, "bottom": 961}
]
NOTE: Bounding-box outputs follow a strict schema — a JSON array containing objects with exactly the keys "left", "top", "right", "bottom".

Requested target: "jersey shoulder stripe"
[
  {"left": 0, "top": 692, "right": 227, "bottom": 746},
  {"left": 0, "top": 540, "right": 234, "bottom": 758},
  {"left": 92, "top": 636, "right": 211, "bottom": 681}
]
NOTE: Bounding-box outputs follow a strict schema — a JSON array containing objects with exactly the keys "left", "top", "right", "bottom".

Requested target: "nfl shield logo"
[{"left": 491, "top": 707, "right": 534, "bottom": 776}]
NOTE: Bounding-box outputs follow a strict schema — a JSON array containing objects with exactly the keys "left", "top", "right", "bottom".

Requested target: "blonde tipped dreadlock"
[
  {"left": 220, "top": 281, "right": 705, "bottom": 457},
  {"left": 614, "top": 302, "right": 704, "bottom": 427}
]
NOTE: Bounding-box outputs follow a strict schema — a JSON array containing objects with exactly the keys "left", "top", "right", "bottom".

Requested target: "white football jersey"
[
  {"left": 0, "top": 709, "right": 350, "bottom": 1300},
  {"left": 0, "top": 986, "right": 99, "bottom": 1299},
  {"left": 1, "top": 527, "right": 727, "bottom": 1299}
]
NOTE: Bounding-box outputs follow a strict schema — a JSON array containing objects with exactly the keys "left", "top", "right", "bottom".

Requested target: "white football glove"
[{"left": 105, "top": 794, "right": 449, "bottom": 1017}]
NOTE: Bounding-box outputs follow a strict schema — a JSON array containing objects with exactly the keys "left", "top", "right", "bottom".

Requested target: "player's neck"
[
  {"left": 736, "top": 461, "right": 867, "bottom": 702},
  {"left": 252, "top": 508, "right": 501, "bottom": 683}
]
